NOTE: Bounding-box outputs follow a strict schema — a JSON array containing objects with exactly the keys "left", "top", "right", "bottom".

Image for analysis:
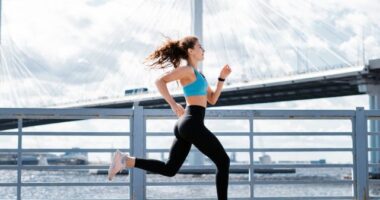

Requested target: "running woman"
[{"left": 108, "top": 35, "right": 232, "bottom": 200}]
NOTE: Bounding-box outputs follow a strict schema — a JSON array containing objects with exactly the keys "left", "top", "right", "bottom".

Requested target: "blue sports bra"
[{"left": 182, "top": 67, "right": 208, "bottom": 97}]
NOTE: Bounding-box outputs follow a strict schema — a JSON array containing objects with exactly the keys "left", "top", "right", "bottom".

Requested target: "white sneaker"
[{"left": 108, "top": 149, "right": 126, "bottom": 181}]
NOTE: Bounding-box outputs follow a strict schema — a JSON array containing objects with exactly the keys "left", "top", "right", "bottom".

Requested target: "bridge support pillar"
[
  {"left": 369, "top": 85, "right": 380, "bottom": 173},
  {"left": 359, "top": 59, "right": 380, "bottom": 173}
]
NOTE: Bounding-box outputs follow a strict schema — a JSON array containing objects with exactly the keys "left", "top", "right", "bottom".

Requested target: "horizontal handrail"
[
  {"left": 145, "top": 131, "right": 352, "bottom": 136},
  {"left": 10, "top": 131, "right": 130, "bottom": 136},
  {"left": 0, "top": 148, "right": 130, "bottom": 153}
]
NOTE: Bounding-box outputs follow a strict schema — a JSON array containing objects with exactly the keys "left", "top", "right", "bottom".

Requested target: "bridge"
[{"left": 0, "top": 59, "right": 379, "bottom": 132}]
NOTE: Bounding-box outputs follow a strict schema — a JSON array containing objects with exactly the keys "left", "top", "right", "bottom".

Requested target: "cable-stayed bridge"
[
  {"left": 1, "top": 0, "right": 378, "bottom": 109},
  {"left": 45, "top": 59, "right": 379, "bottom": 110},
  {"left": 0, "top": 58, "right": 379, "bottom": 131}
]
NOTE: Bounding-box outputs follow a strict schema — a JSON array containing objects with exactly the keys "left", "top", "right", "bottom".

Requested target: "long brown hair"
[{"left": 144, "top": 35, "right": 199, "bottom": 69}]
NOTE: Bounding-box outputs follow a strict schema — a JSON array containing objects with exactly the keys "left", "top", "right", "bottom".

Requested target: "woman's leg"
[
  {"left": 188, "top": 125, "right": 230, "bottom": 200},
  {"left": 133, "top": 124, "right": 192, "bottom": 177}
]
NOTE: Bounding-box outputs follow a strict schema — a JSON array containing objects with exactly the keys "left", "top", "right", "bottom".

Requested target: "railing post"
[
  {"left": 130, "top": 105, "right": 145, "bottom": 199},
  {"left": 17, "top": 118, "right": 22, "bottom": 200},
  {"left": 355, "top": 107, "right": 369, "bottom": 200},
  {"left": 248, "top": 111, "right": 255, "bottom": 199}
]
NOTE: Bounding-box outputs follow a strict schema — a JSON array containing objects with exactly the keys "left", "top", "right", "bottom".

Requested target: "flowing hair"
[
  {"left": 145, "top": 35, "right": 198, "bottom": 69},
  {"left": 144, "top": 35, "right": 199, "bottom": 86}
]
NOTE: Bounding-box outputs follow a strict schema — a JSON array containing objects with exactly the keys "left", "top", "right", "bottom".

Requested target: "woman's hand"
[
  {"left": 220, "top": 64, "right": 232, "bottom": 79},
  {"left": 170, "top": 102, "right": 185, "bottom": 118}
]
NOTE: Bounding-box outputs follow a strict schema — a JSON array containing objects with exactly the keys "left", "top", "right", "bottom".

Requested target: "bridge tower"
[{"left": 188, "top": 0, "right": 205, "bottom": 166}]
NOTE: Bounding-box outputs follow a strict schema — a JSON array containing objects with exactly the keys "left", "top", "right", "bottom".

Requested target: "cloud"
[
  {"left": 1, "top": 0, "right": 379, "bottom": 110},
  {"left": 336, "top": 12, "right": 369, "bottom": 34}
]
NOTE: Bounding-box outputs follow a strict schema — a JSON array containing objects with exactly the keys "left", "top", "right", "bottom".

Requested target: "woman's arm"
[
  {"left": 207, "top": 64, "right": 231, "bottom": 105},
  {"left": 207, "top": 81, "right": 224, "bottom": 105},
  {"left": 155, "top": 67, "right": 190, "bottom": 106}
]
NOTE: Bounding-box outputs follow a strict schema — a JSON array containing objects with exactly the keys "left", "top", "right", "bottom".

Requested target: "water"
[{"left": 0, "top": 168, "right": 379, "bottom": 199}]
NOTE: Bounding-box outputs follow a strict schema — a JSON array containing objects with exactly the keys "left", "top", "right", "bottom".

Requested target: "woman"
[{"left": 108, "top": 35, "right": 232, "bottom": 199}]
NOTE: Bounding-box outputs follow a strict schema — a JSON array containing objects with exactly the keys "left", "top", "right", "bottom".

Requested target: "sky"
[
  {"left": 0, "top": 0, "right": 379, "bottom": 164},
  {"left": 1, "top": 0, "right": 380, "bottom": 107}
]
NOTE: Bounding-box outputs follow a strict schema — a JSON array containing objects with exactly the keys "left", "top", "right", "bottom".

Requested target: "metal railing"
[{"left": 0, "top": 106, "right": 377, "bottom": 199}]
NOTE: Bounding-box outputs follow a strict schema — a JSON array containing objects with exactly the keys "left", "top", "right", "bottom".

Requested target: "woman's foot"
[{"left": 108, "top": 149, "right": 128, "bottom": 181}]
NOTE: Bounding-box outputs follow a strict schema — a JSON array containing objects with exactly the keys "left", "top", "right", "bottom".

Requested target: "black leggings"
[{"left": 135, "top": 105, "right": 230, "bottom": 200}]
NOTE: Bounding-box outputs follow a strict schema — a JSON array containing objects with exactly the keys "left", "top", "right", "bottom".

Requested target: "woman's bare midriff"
[
  {"left": 185, "top": 95, "right": 207, "bottom": 108},
  {"left": 179, "top": 74, "right": 208, "bottom": 108}
]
